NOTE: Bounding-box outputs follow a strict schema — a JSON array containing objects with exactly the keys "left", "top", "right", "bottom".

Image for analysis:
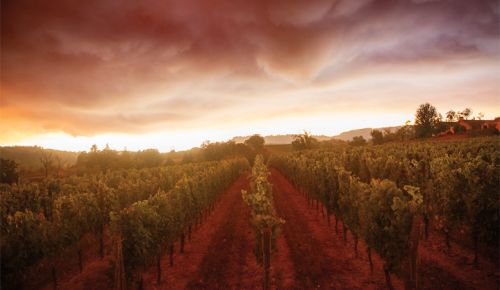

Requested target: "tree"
[
  {"left": 244, "top": 135, "right": 265, "bottom": 152},
  {"left": 349, "top": 136, "right": 367, "bottom": 146},
  {"left": 135, "top": 149, "right": 161, "bottom": 169},
  {"left": 371, "top": 130, "right": 384, "bottom": 145},
  {"left": 291, "top": 131, "right": 318, "bottom": 150},
  {"left": 201, "top": 141, "right": 240, "bottom": 161},
  {"left": 395, "top": 120, "right": 414, "bottom": 141},
  {"left": 445, "top": 110, "right": 457, "bottom": 122},
  {"left": 234, "top": 143, "right": 257, "bottom": 165},
  {"left": 460, "top": 108, "right": 473, "bottom": 120},
  {"left": 0, "top": 159, "right": 19, "bottom": 184},
  {"left": 40, "top": 151, "right": 54, "bottom": 178},
  {"left": 54, "top": 156, "right": 63, "bottom": 178},
  {"left": 414, "top": 103, "right": 440, "bottom": 138}
]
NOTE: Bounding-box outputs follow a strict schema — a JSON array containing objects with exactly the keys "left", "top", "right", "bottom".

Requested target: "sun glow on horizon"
[{"left": 2, "top": 111, "right": 425, "bottom": 152}]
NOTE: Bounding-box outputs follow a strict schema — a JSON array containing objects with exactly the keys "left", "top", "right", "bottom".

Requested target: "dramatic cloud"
[{"left": 1, "top": 0, "right": 499, "bottom": 150}]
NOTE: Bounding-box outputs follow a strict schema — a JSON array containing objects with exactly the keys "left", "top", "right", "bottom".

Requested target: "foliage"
[
  {"left": 365, "top": 180, "right": 417, "bottom": 271},
  {"left": 371, "top": 130, "right": 384, "bottom": 145},
  {"left": 446, "top": 110, "right": 457, "bottom": 122},
  {"left": 291, "top": 131, "right": 319, "bottom": 150},
  {"left": 0, "top": 159, "right": 19, "bottom": 184},
  {"left": 0, "top": 146, "right": 78, "bottom": 171},
  {"left": 270, "top": 136, "right": 497, "bottom": 282},
  {"left": 242, "top": 155, "right": 284, "bottom": 234},
  {"left": 112, "top": 158, "right": 249, "bottom": 284},
  {"left": 462, "top": 155, "right": 499, "bottom": 245},
  {"left": 76, "top": 146, "right": 163, "bottom": 172},
  {"left": 349, "top": 136, "right": 367, "bottom": 146},
  {"left": 459, "top": 108, "right": 473, "bottom": 120},
  {"left": 244, "top": 134, "right": 265, "bottom": 152},
  {"left": 200, "top": 141, "right": 256, "bottom": 163},
  {"left": 0, "top": 159, "right": 248, "bottom": 288},
  {"left": 415, "top": 103, "right": 440, "bottom": 138},
  {"left": 242, "top": 155, "right": 283, "bottom": 290}
]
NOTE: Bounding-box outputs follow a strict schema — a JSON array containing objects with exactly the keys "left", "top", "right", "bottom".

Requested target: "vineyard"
[
  {"left": 269, "top": 137, "right": 499, "bottom": 289},
  {"left": 1, "top": 137, "right": 498, "bottom": 290},
  {"left": 1, "top": 159, "right": 249, "bottom": 289}
]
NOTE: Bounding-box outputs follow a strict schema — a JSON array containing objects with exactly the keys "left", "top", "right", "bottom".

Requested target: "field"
[{"left": 1, "top": 137, "right": 499, "bottom": 290}]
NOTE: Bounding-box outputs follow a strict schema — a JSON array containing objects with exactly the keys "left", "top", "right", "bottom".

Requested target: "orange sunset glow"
[
  {"left": 1, "top": 0, "right": 499, "bottom": 151},
  {"left": 1, "top": 2, "right": 500, "bottom": 290}
]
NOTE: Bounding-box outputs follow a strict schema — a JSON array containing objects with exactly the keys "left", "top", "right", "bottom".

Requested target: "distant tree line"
[
  {"left": 291, "top": 131, "right": 319, "bottom": 150},
  {"left": 74, "top": 134, "right": 270, "bottom": 173},
  {"left": 0, "top": 146, "right": 77, "bottom": 171},
  {"left": 349, "top": 136, "right": 368, "bottom": 146},
  {"left": 0, "top": 151, "right": 64, "bottom": 183},
  {"left": 14, "top": 135, "right": 261, "bottom": 175},
  {"left": 76, "top": 145, "right": 167, "bottom": 173},
  {"left": 371, "top": 121, "right": 414, "bottom": 145},
  {"left": 290, "top": 131, "right": 348, "bottom": 151},
  {"left": 444, "top": 108, "right": 480, "bottom": 122},
  {"left": 199, "top": 134, "right": 266, "bottom": 164}
]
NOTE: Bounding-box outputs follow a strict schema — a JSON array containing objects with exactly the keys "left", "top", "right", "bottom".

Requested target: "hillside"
[
  {"left": 232, "top": 134, "right": 334, "bottom": 145},
  {"left": 331, "top": 126, "right": 401, "bottom": 141},
  {"left": 0, "top": 146, "right": 79, "bottom": 170},
  {"left": 232, "top": 127, "right": 402, "bottom": 144}
]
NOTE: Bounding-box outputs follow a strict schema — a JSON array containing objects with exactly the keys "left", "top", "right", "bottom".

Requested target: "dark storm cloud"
[{"left": 1, "top": 0, "right": 498, "bottom": 139}]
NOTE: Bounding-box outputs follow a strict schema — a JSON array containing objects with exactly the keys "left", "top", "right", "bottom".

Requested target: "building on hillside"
[
  {"left": 437, "top": 117, "right": 500, "bottom": 136},
  {"left": 457, "top": 117, "right": 500, "bottom": 132},
  {"left": 480, "top": 117, "right": 500, "bottom": 131},
  {"left": 457, "top": 119, "right": 484, "bottom": 131}
]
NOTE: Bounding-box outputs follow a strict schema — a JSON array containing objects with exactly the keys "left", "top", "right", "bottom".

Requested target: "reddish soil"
[
  {"left": 270, "top": 168, "right": 499, "bottom": 290},
  {"left": 157, "top": 173, "right": 262, "bottom": 289},
  {"left": 37, "top": 233, "right": 112, "bottom": 290},
  {"left": 40, "top": 256, "right": 112, "bottom": 290},
  {"left": 143, "top": 173, "right": 263, "bottom": 289},
  {"left": 270, "top": 214, "right": 296, "bottom": 289},
  {"left": 270, "top": 168, "right": 400, "bottom": 290},
  {"left": 419, "top": 233, "right": 499, "bottom": 290}
]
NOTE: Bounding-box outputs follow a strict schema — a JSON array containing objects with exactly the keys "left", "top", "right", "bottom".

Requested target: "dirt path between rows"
[
  {"left": 418, "top": 231, "right": 498, "bottom": 290},
  {"left": 270, "top": 168, "right": 395, "bottom": 290},
  {"left": 270, "top": 168, "right": 499, "bottom": 290},
  {"left": 142, "top": 173, "right": 263, "bottom": 290},
  {"left": 183, "top": 175, "right": 262, "bottom": 289}
]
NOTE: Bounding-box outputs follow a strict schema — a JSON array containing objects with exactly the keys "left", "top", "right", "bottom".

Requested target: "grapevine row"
[
  {"left": 1, "top": 160, "right": 246, "bottom": 289},
  {"left": 112, "top": 158, "right": 249, "bottom": 289},
  {"left": 269, "top": 137, "right": 498, "bottom": 290},
  {"left": 241, "top": 155, "right": 284, "bottom": 290}
]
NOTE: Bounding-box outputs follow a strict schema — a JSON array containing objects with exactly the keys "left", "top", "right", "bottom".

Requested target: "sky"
[{"left": 1, "top": 0, "right": 499, "bottom": 151}]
